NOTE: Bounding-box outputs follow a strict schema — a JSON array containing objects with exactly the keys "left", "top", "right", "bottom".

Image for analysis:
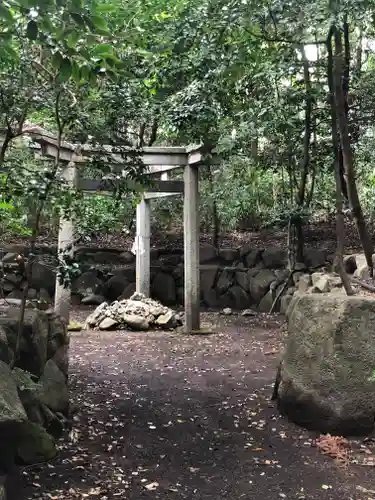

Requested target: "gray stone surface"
[
  {"left": 229, "top": 285, "right": 251, "bottom": 310},
  {"left": 277, "top": 294, "right": 375, "bottom": 435},
  {"left": 297, "top": 274, "right": 312, "bottom": 293},
  {"left": 122, "top": 314, "right": 149, "bottom": 330},
  {"left": 73, "top": 271, "right": 103, "bottom": 297},
  {"left": 262, "top": 248, "right": 287, "bottom": 269},
  {"left": 219, "top": 248, "right": 239, "bottom": 261},
  {"left": 99, "top": 317, "right": 119, "bottom": 330},
  {"left": 304, "top": 248, "right": 327, "bottom": 269},
  {"left": 199, "top": 244, "right": 217, "bottom": 263},
  {"left": 1, "top": 309, "right": 49, "bottom": 377},
  {"left": 0, "top": 361, "right": 27, "bottom": 425},
  {"left": 81, "top": 294, "right": 105, "bottom": 305},
  {"left": 52, "top": 345, "right": 69, "bottom": 377},
  {"left": 119, "top": 282, "right": 136, "bottom": 300},
  {"left": 152, "top": 272, "right": 176, "bottom": 304},
  {"left": 101, "top": 275, "right": 130, "bottom": 302},
  {"left": 216, "top": 270, "right": 233, "bottom": 294},
  {"left": 280, "top": 294, "right": 293, "bottom": 314},
  {"left": 40, "top": 360, "right": 69, "bottom": 413},
  {"left": 236, "top": 270, "right": 249, "bottom": 292},
  {"left": 245, "top": 250, "right": 262, "bottom": 268},
  {"left": 31, "top": 261, "right": 56, "bottom": 294},
  {"left": 249, "top": 269, "right": 276, "bottom": 303},
  {"left": 16, "top": 421, "right": 56, "bottom": 464},
  {"left": 258, "top": 290, "right": 274, "bottom": 312}
]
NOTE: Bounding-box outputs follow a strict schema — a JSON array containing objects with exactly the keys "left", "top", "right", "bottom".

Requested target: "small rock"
[
  {"left": 155, "top": 311, "right": 178, "bottom": 329},
  {"left": 313, "top": 275, "right": 330, "bottom": 293},
  {"left": 293, "top": 272, "right": 304, "bottom": 285},
  {"left": 99, "top": 317, "right": 119, "bottom": 330},
  {"left": 222, "top": 308, "right": 232, "bottom": 316},
  {"left": 241, "top": 309, "right": 256, "bottom": 316},
  {"left": 85, "top": 302, "right": 108, "bottom": 328},
  {"left": 81, "top": 294, "right": 105, "bottom": 305},
  {"left": 298, "top": 274, "right": 312, "bottom": 292},
  {"left": 122, "top": 314, "right": 149, "bottom": 330}
]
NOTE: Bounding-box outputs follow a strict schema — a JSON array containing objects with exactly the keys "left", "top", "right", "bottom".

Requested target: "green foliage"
[{"left": 2, "top": 0, "right": 375, "bottom": 249}]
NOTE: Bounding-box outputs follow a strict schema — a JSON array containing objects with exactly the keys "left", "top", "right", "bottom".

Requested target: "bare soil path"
[{"left": 8, "top": 313, "right": 375, "bottom": 500}]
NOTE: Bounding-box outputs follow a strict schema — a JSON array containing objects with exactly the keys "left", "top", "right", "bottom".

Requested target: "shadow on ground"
[{"left": 8, "top": 313, "right": 375, "bottom": 499}]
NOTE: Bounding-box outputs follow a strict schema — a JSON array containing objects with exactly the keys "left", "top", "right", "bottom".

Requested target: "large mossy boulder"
[
  {"left": 1, "top": 309, "right": 49, "bottom": 377},
  {"left": 0, "top": 361, "right": 27, "bottom": 426},
  {"left": 0, "top": 361, "right": 28, "bottom": 471},
  {"left": 16, "top": 421, "right": 56, "bottom": 465},
  {"left": 277, "top": 293, "right": 375, "bottom": 436}
]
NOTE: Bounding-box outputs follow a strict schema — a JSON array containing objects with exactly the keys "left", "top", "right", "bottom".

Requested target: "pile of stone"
[
  {"left": 85, "top": 293, "right": 182, "bottom": 331},
  {"left": 0, "top": 300, "right": 69, "bottom": 485}
]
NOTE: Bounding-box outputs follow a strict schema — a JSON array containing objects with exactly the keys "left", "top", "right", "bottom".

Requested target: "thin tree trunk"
[
  {"left": 294, "top": 217, "right": 304, "bottom": 263},
  {"left": 327, "top": 27, "right": 354, "bottom": 295},
  {"left": 207, "top": 163, "right": 219, "bottom": 248},
  {"left": 148, "top": 120, "right": 158, "bottom": 146},
  {"left": 333, "top": 26, "right": 374, "bottom": 277},
  {"left": 292, "top": 45, "right": 312, "bottom": 263},
  {"left": 297, "top": 45, "right": 312, "bottom": 208},
  {"left": 0, "top": 133, "right": 11, "bottom": 166}
]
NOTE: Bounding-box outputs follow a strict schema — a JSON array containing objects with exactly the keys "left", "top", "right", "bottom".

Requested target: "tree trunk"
[
  {"left": 207, "top": 163, "right": 219, "bottom": 248},
  {"left": 294, "top": 216, "right": 304, "bottom": 263},
  {"left": 292, "top": 45, "right": 312, "bottom": 263},
  {"left": 333, "top": 26, "right": 374, "bottom": 277},
  {"left": 327, "top": 27, "right": 354, "bottom": 295}
]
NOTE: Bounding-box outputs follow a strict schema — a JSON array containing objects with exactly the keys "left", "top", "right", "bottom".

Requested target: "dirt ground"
[{"left": 7, "top": 312, "right": 375, "bottom": 500}]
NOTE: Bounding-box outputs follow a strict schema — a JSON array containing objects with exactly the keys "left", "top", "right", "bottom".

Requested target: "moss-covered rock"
[
  {"left": 16, "top": 421, "right": 56, "bottom": 464},
  {"left": 0, "top": 362, "right": 27, "bottom": 426},
  {"left": 1, "top": 309, "right": 49, "bottom": 377},
  {"left": 40, "top": 360, "right": 69, "bottom": 413}
]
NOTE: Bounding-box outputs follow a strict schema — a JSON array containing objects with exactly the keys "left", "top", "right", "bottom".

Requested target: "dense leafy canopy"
[{"left": 1, "top": 0, "right": 375, "bottom": 247}]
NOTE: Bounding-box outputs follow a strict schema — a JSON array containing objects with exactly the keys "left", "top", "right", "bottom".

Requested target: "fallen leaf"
[{"left": 145, "top": 482, "right": 159, "bottom": 490}]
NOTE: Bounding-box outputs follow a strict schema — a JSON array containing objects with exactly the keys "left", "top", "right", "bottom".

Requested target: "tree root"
[{"left": 351, "top": 277, "right": 375, "bottom": 293}]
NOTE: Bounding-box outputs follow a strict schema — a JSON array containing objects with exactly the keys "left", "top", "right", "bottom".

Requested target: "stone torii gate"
[{"left": 31, "top": 133, "right": 218, "bottom": 332}]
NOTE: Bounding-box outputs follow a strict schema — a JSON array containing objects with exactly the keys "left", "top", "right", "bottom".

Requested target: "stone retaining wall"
[
  {"left": 1, "top": 243, "right": 335, "bottom": 313},
  {"left": 0, "top": 243, "right": 337, "bottom": 312},
  {"left": 0, "top": 301, "right": 69, "bottom": 495}
]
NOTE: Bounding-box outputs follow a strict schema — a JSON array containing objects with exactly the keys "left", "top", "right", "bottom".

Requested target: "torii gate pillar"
[
  {"left": 135, "top": 197, "right": 151, "bottom": 296},
  {"left": 54, "top": 162, "right": 77, "bottom": 323},
  {"left": 183, "top": 162, "right": 200, "bottom": 332}
]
